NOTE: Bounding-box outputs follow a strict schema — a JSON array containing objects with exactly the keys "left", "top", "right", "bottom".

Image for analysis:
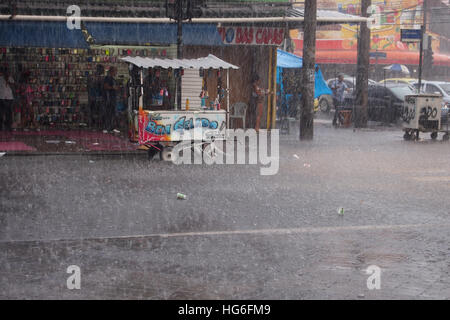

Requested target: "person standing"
[
  {"left": 0, "top": 67, "right": 15, "bottom": 131},
  {"left": 251, "top": 75, "right": 270, "bottom": 132},
  {"left": 330, "top": 74, "right": 349, "bottom": 126},
  {"left": 103, "top": 66, "right": 119, "bottom": 133},
  {"left": 87, "top": 64, "right": 104, "bottom": 129}
]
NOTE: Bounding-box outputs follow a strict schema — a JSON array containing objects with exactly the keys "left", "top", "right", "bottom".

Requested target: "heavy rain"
[{"left": 0, "top": 0, "right": 449, "bottom": 302}]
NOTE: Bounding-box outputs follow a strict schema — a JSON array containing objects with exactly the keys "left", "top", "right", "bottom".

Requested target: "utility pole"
[
  {"left": 176, "top": 0, "right": 183, "bottom": 109},
  {"left": 423, "top": 35, "right": 434, "bottom": 78},
  {"left": 418, "top": 0, "right": 427, "bottom": 92},
  {"left": 354, "top": 0, "right": 371, "bottom": 128},
  {"left": 299, "top": 0, "right": 317, "bottom": 140}
]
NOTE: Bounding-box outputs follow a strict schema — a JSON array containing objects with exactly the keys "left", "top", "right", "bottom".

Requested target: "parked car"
[
  {"left": 278, "top": 94, "right": 320, "bottom": 119},
  {"left": 342, "top": 83, "right": 414, "bottom": 123},
  {"left": 379, "top": 78, "right": 417, "bottom": 85},
  {"left": 368, "top": 84, "right": 415, "bottom": 122},
  {"left": 412, "top": 81, "right": 450, "bottom": 125},
  {"left": 318, "top": 94, "right": 333, "bottom": 113}
]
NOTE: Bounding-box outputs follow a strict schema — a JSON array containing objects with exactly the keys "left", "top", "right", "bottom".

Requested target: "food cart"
[
  {"left": 121, "top": 54, "right": 239, "bottom": 160},
  {"left": 402, "top": 94, "right": 449, "bottom": 141}
]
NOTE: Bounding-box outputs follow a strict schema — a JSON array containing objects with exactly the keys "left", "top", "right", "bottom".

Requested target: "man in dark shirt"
[
  {"left": 103, "top": 66, "right": 118, "bottom": 133},
  {"left": 87, "top": 64, "right": 104, "bottom": 129},
  {"left": 0, "top": 67, "right": 14, "bottom": 131},
  {"left": 331, "top": 74, "right": 349, "bottom": 126}
]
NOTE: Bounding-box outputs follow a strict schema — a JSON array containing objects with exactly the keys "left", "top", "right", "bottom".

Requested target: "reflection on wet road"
[{"left": 1, "top": 123, "right": 449, "bottom": 299}]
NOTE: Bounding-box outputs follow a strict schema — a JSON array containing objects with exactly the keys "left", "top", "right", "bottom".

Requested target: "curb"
[{"left": 1, "top": 150, "right": 146, "bottom": 157}]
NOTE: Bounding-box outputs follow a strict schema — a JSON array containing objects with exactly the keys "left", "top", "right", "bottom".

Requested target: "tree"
[
  {"left": 354, "top": 0, "right": 371, "bottom": 128},
  {"left": 299, "top": 0, "right": 317, "bottom": 140},
  {"left": 423, "top": 37, "right": 434, "bottom": 78}
]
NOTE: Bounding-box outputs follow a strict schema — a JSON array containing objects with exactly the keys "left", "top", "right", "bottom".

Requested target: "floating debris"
[{"left": 177, "top": 193, "right": 187, "bottom": 200}]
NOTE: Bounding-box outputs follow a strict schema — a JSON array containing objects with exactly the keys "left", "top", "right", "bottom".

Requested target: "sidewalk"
[
  {"left": 0, "top": 129, "right": 142, "bottom": 155},
  {"left": 277, "top": 115, "right": 401, "bottom": 140},
  {"left": 1, "top": 117, "right": 401, "bottom": 156}
]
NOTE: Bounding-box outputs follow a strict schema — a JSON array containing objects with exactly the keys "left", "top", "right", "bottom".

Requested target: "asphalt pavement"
[{"left": 1, "top": 119, "right": 449, "bottom": 299}]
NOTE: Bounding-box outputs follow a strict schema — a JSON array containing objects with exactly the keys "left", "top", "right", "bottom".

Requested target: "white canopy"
[
  {"left": 120, "top": 54, "right": 239, "bottom": 70},
  {"left": 383, "top": 64, "right": 410, "bottom": 74}
]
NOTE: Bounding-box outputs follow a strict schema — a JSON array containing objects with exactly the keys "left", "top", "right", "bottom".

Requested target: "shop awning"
[
  {"left": 0, "top": 21, "right": 88, "bottom": 48},
  {"left": 84, "top": 23, "right": 223, "bottom": 46},
  {"left": 276, "top": 49, "right": 332, "bottom": 98},
  {"left": 277, "top": 49, "right": 305, "bottom": 68},
  {"left": 293, "top": 49, "right": 450, "bottom": 67},
  {"left": 120, "top": 54, "right": 239, "bottom": 70}
]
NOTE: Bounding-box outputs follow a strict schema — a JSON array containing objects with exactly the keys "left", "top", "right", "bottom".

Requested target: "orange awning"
[{"left": 294, "top": 49, "right": 450, "bottom": 67}]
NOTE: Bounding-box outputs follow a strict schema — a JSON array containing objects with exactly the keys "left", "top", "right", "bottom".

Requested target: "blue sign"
[
  {"left": 370, "top": 51, "right": 387, "bottom": 59},
  {"left": 401, "top": 29, "right": 422, "bottom": 42}
]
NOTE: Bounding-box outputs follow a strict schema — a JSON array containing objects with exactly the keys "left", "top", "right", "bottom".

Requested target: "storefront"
[
  {"left": 0, "top": 20, "right": 221, "bottom": 130},
  {"left": 183, "top": 25, "right": 286, "bottom": 129}
]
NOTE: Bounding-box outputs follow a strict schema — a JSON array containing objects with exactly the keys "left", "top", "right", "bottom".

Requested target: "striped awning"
[{"left": 120, "top": 54, "right": 239, "bottom": 70}]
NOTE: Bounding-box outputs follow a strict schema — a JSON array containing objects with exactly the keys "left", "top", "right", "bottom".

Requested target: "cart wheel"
[
  {"left": 148, "top": 147, "right": 158, "bottom": 160},
  {"left": 403, "top": 131, "right": 411, "bottom": 141},
  {"left": 203, "top": 143, "right": 219, "bottom": 162},
  {"left": 160, "top": 147, "right": 175, "bottom": 162},
  {"left": 147, "top": 143, "right": 162, "bottom": 160},
  {"left": 443, "top": 133, "right": 449, "bottom": 141},
  {"left": 431, "top": 132, "right": 438, "bottom": 140}
]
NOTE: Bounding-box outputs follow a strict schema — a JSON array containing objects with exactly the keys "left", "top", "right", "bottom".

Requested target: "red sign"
[{"left": 218, "top": 26, "right": 285, "bottom": 46}]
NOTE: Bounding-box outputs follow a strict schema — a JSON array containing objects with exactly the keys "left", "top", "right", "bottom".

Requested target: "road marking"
[
  {"left": 1, "top": 222, "right": 449, "bottom": 244},
  {"left": 411, "top": 176, "right": 450, "bottom": 182}
]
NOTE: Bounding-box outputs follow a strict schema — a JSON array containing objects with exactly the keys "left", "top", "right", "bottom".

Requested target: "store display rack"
[{"left": 0, "top": 47, "right": 132, "bottom": 128}]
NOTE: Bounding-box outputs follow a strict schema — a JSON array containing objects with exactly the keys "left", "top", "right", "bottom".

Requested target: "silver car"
[{"left": 413, "top": 81, "right": 450, "bottom": 124}]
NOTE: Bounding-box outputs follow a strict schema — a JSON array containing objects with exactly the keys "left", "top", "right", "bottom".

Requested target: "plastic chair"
[
  {"left": 229, "top": 102, "right": 247, "bottom": 129},
  {"left": 339, "top": 110, "right": 352, "bottom": 127}
]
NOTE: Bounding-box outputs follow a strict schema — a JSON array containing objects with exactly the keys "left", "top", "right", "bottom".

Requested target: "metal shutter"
[{"left": 181, "top": 69, "right": 203, "bottom": 110}]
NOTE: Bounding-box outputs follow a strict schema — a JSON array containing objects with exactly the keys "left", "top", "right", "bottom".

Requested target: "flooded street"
[{"left": 1, "top": 121, "right": 449, "bottom": 299}]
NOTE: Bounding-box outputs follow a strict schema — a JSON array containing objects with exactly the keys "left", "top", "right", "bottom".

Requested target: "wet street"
[{"left": 1, "top": 121, "right": 449, "bottom": 299}]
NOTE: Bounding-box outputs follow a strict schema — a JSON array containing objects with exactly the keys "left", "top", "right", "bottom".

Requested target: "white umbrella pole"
[
  {"left": 227, "top": 69, "right": 230, "bottom": 129},
  {"left": 139, "top": 68, "right": 144, "bottom": 111}
]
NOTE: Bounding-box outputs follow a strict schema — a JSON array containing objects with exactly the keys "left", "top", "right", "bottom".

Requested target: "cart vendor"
[
  {"left": 143, "top": 69, "right": 169, "bottom": 109},
  {"left": 251, "top": 75, "right": 271, "bottom": 132},
  {"left": 330, "top": 74, "right": 350, "bottom": 126},
  {"left": 103, "top": 66, "right": 120, "bottom": 133}
]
